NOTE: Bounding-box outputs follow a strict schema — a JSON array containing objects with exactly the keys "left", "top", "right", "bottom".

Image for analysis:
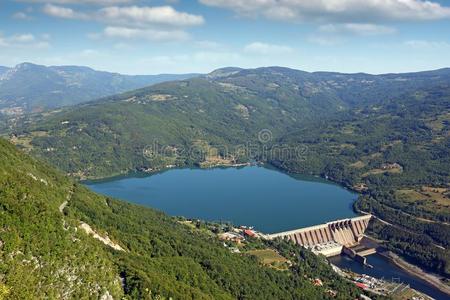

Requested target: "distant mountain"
[
  {"left": 0, "top": 66, "right": 9, "bottom": 76},
  {"left": 0, "top": 62, "right": 199, "bottom": 113},
  {"left": 206, "top": 67, "right": 243, "bottom": 78}
]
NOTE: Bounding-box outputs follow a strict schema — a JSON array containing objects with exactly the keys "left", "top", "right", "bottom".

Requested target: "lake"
[{"left": 86, "top": 166, "right": 357, "bottom": 233}]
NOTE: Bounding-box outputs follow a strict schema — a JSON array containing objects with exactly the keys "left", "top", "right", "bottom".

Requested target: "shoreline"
[
  {"left": 79, "top": 162, "right": 256, "bottom": 183},
  {"left": 79, "top": 162, "right": 450, "bottom": 297},
  {"left": 378, "top": 251, "right": 450, "bottom": 296}
]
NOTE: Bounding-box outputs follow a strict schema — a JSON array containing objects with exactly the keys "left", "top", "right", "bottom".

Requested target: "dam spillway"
[{"left": 267, "top": 215, "right": 372, "bottom": 257}]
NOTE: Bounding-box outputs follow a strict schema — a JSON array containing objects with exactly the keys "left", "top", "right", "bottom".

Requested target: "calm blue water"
[
  {"left": 86, "top": 166, "right": 357, "bottom": 233},
  {"left": 329, "top": 254, "right": 449, "bottom": 300}
]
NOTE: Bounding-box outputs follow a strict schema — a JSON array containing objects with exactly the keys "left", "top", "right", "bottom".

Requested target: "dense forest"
[
  {"left": 4, "top": 67, "right": 450, "bottom": 278},
  {"left": 0, "top": 138, "right": 366, "bottom": 299}
]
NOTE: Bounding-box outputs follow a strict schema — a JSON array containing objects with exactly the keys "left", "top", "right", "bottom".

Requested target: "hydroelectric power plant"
[{"left": 267, "top": 215, "right": 374, "bottom": 258}]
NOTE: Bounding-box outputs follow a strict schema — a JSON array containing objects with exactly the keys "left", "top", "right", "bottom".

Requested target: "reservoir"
[
  {"left": 86, "top": 165, "right": 447, "bottom": 299},
  {"left": 86, "top": 166, "right": 357, "bottom": 233}
]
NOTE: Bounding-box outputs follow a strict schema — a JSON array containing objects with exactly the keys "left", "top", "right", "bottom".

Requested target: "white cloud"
[
  {"left": 138, "top": 51, "right": 241, "bottom": 71},
  {"left": 43, "top": 4, "right": 204, "bottom": 27},
  {"left": 193, "top": 51, "right": 240, "bottom": 63},
  {"left": 308, "top": 23, "right": 396, "bottom": 47},
  {"left": 41, "top": 33, "right": 51, "bottom": 40},
  {"left": 319, "top": 23, "right": 396, "bottom": 36},
  {"left": 404, "top": 40, "right": 450, "bottom": 49},
  {"left": 244, "top": 42, "right": 293, "bottom": 55},
  {"left": 80, "top": 49, "right": 100, "bottom": 56},
  {"left": 195, "top": 40, "right": 223, "bottom": 49},
  {"left": 18, "top": 0, "right": 133, "bottom": 4},
  {"left": 86, "top": 32, "right": 102, "bottom": 40},
  {"left": 308, "top": 36, "right": 343, "bottom": 46},
  {"left": 10, "top": 34, "right": 35, "bottom": 43},
  {"left": 0, "top": 33, "right": 50, "bottom": 49},
  {"left": 199, "top": 0, "right": 450, "bottom": 23},
  {"left": 308, "top": 23, "right": 397, "bottom": 46},
  {"left": 113, "top": 42, "right": 133, "bottom": 50},
  {"left": 43, "top": 4, "right": 204, "bottom": 43},
  {"left": 12, "top": 12, "right": 30, "bottom": 19},
  {"left": 103, "top": 26, "right": 189, "bottom": 41},
  {"left": 98, "top": 6, "right": 204, "bottom": 27},
  {"left": 43, "top": 4, "right": 88, "bottom": 19}
]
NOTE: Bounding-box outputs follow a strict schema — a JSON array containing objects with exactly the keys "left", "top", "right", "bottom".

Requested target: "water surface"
[
  {"left": 329, "top": 254, "right": 448, "bottom": 300},
  {"left": 86, "top": 166, "right": 357, "bottom": 233}
]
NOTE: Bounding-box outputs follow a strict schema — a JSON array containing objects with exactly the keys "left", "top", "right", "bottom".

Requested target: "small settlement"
[{"left": 209, "top": 215, "right": 433, "bottom": 300}]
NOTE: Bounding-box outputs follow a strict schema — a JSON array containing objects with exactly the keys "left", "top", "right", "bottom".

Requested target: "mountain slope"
[
  {"left": 15, "top": 74, "right": 347, "bottom": 178},
  {"left": 0, "top": 63, "right": 199, "bottom": 113},
  {"left": 12, "top": 66, "right": 450, "bottom": 179},
  {"left": 8, "top": 66, "right": 450, "bottom": 279},
  {"left": 0, "top": 138, "right": 122, "bottom": 298},
  {"left": 0, "top": 138, "right": 361, "bottom": 299}
]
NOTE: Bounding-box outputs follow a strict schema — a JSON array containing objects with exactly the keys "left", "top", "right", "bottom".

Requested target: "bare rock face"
[
  {"left": 79, "top": 222, "right": 125, "bottom": 252},
  {"left": 100, "top": 291, "right": 114, "bottom": 300}
]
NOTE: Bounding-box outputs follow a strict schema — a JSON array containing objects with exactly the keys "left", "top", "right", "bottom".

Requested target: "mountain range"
[
  {"left": 12, "top": 66, "right": 450, "bottom": 178},
  {"left": 7, "top": 66, "right": 449, "bottom": 280},
  {"left": 0, "top": 62, "right": 199, "bottom": 113}
]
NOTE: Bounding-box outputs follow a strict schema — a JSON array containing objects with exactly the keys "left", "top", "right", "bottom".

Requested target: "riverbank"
[
  {"left": 330, "top": 262, "right": 433, "bottom": 299},
  {"left": 379, "top": 251, "right": 450, "bottom": 297}
]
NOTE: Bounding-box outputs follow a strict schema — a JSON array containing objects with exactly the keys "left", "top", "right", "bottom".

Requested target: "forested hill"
[
  {"left": 11, "top": 66, "right": 450, "bottom": 179},
  {"left": 0, "top": 137, "right": 362, "bottom": 299},
  {"left": 0, "top": 62, "right": 199, "bottom": 112},
  {"left": 7, "top": 66, "right": 450, "bottom": 278}
]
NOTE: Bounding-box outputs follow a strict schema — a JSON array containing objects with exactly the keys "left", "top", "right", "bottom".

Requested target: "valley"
[
  {"left": 1, "top": 66, "right": 449, "bottom": 299},
  {"left": 3, "top": 0, "right": 450, "bottom": 298},
  {"left": 0, "top": 138, "right": 366, "bottom": 299}
]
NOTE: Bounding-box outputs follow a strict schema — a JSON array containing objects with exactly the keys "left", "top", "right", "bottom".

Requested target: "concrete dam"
[{"left": 267, "top": 215, "right": 372, "bottom": 257}]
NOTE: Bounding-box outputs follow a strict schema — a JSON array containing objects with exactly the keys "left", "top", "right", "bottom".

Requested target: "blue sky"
[{"left": 1, "top": 0, "right": 450, "bottom": 74}]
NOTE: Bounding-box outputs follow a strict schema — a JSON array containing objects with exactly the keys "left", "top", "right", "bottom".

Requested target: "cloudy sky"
[{"left": 1, "top": 0, "right": 450, "bottom": 74}]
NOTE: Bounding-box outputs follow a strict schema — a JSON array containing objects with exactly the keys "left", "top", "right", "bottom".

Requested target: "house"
[
  {"left": 243, "top": 229, "right": 256, "bottom": 237},
  {"left": 218, "top": 232, "right": 244, "bottom": 243},
  {"left": 355, "top": 282, "right": 367, "bottom": 290}
]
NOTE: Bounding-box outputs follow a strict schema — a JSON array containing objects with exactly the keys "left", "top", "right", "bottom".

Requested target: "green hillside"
[
  {"left": 10, "top": 67, "right": 450, "bottom": 179},
  {"left": 14, "top": 74, "right": 348, "bottom": 178},
  {"left": 0, "top": 138, "right": 364, "bottom": 299},
  {"left": 6, "top": 66, "right": 450, "bottom": 278}
]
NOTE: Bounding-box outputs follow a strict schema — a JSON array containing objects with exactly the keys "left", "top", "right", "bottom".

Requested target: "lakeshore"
[
  {"left": 86, "top": 165, "right": 357, "bottom": 233},
  {"left": 86, "top": 165, "right": 448, "bottom": 299}
]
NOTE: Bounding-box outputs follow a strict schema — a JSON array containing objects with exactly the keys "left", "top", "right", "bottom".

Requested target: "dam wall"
[{"left": 267, "top": 215, "right": 372, "bottom": 256}]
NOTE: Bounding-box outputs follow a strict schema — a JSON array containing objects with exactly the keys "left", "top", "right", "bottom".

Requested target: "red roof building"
[
  {"left": 243, "top": 229, "right": 256, "bottom": 237},
  {"left": 355, "top": 282, "right": 367, "bottom": 290}
]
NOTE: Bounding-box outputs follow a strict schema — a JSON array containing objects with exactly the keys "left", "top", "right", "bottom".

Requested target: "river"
[{"left": 329, "top": 253, "right": 448, "bottom": 300}]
